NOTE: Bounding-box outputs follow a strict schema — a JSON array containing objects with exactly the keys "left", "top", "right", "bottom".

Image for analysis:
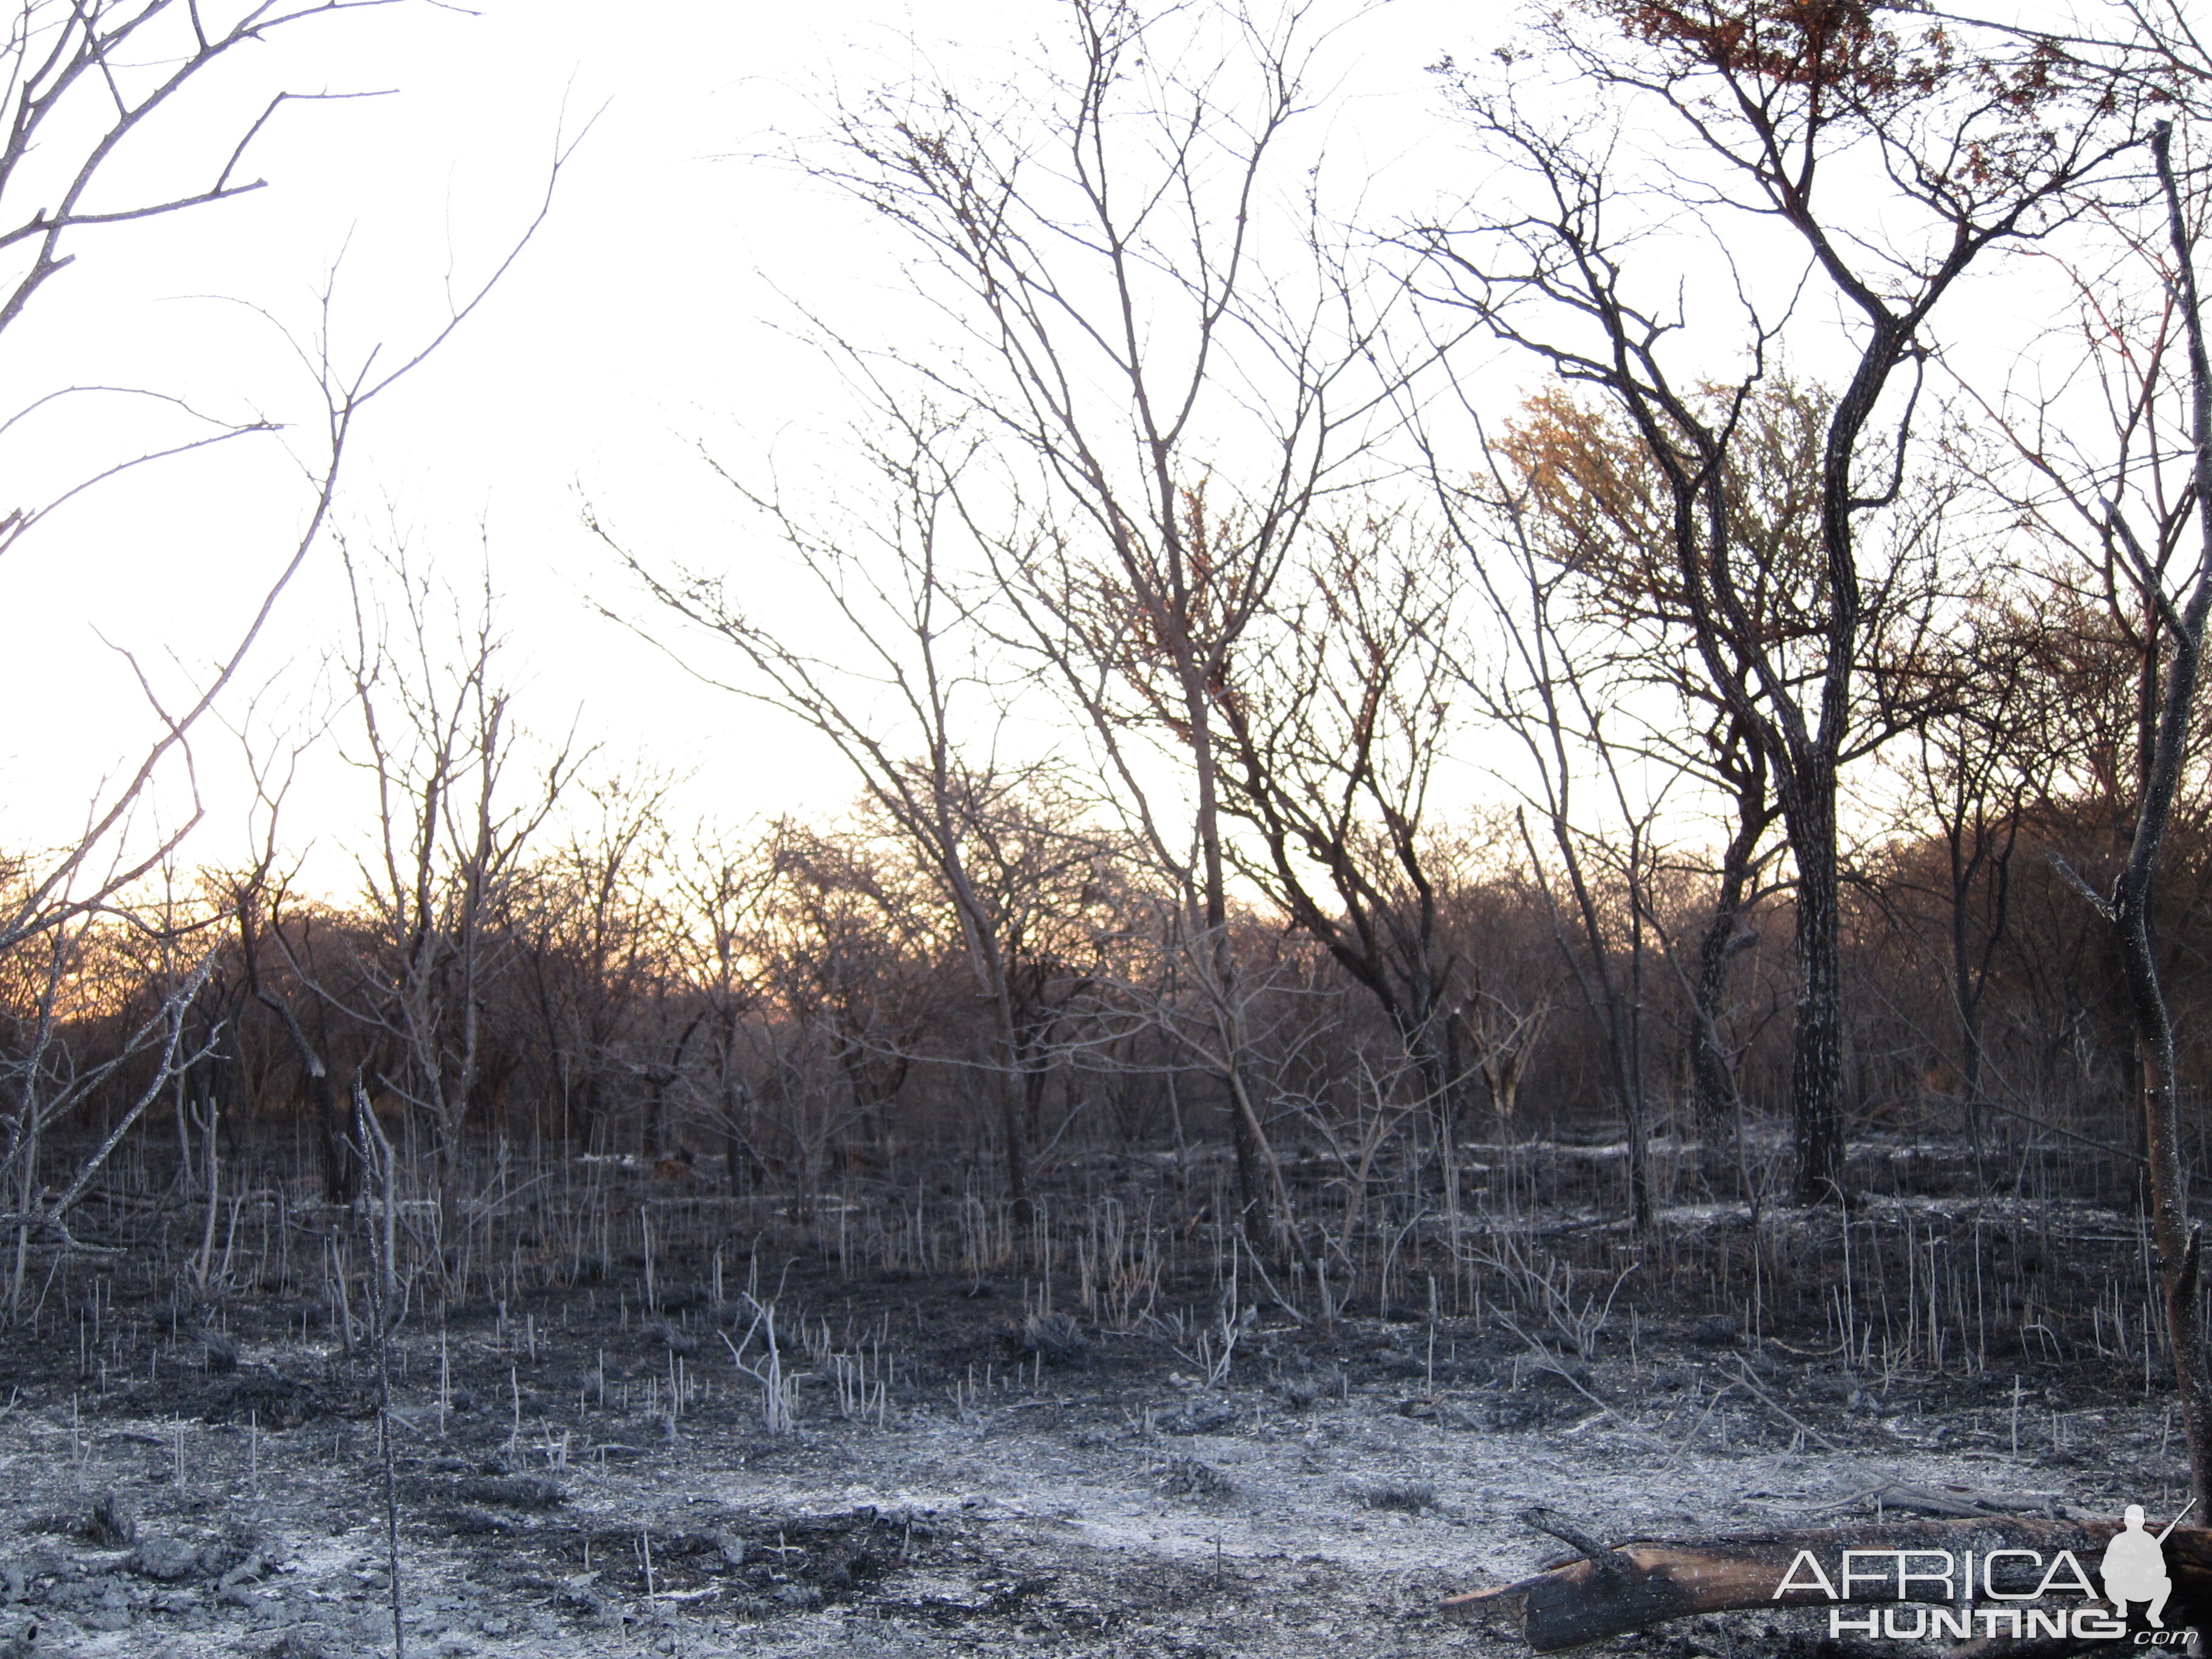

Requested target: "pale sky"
[
  {"left": 0, "top": 0, "right": 1501, "bottom": 883},
  {"left": 0, "top": 0, "right": 2116, "bottom": 890}
]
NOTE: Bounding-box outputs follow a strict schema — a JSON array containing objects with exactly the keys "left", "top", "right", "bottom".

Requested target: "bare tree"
[
  {"left": 803, "top": 0, "right": 1403, "bottom": 1258},
  {"left": 0, "top": 2, "right": 578, "bottom": 1267},
  {"left": 606, "top": 403, "right": 1111, "bottom": 1231},
  {"left": 234, "top": 856, "right": 354, "bottom": 1207},
  {"left": 0, "top": 888, "right": 216, "bottom": 1310},
  {"left": 335, "top": 548, "right": 575, "bottom": 1253},
  {"left": 1459, "top": 452, "right": 1672, "bottom": 1230},
  {"left": 1484, "top": 383, "right": 1817, "bottom": 1159},
  {"left": 1949, "top": 112, "right": 2212, "bottom": 1511},
  {"left": 1873, "top": 597, "right": 2057, "bottom": 1172},
  {"left": 669, "top": 826, "right": 783, "bottom": 1191},
  {"left": 752, "top": 826, "right": 941, "bottom": 1212},
  {"left": 1473, "top": 378, "right": 1954, "bottom": 1193},
  {"left": 1411, "top": 1, "right": 2135, "bottom": 1198},
  {"left": 515, "top": 773, "right": 679, "bottom": 1155},
  {"left": 1211, "top": 509, "right": 1481, "bottom": 1176}
]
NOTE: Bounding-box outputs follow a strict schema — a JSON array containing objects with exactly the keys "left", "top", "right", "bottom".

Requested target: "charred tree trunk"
[
  {"left": 2103, "top": 119, "right": 2212, "bottom": 1520},
  {"left": 1689, "top": 759, "right": 1771, "bottom": 1196},
  {"left": 304, "top": 1063, "right": 352, "bottom": 1207},
  {"left": 1224, "top": 1065, "right": 1270, "bottom": 1255},
  {"left": 240, "top": 902, "right": 355, "bottom": 1207},
  {"left": 997, "top": 1066, "right": 1031, "bottom": 1234},
  {"left": 1782, "top": 777, "right": 1845, "bottom": 1201}
]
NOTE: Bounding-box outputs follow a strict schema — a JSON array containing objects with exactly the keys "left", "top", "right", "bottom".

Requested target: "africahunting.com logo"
[{"left": 1773, "top": 1503, "right": 2196, "bottom": 1644}]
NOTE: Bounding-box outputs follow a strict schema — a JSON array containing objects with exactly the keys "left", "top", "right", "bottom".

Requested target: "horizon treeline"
[{"left": 22, "top": 644, "right": 2212, "bottom": 1235}]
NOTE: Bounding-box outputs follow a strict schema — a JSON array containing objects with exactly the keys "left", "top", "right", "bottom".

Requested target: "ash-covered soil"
[{"left": 0, "top": 1216, "right": 2180, "bottom": 1659}]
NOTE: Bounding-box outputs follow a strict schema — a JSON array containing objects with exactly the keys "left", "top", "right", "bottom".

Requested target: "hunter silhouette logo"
[{"left": 2103, "top": 1501, "right": 2192, "bottom": 1627}]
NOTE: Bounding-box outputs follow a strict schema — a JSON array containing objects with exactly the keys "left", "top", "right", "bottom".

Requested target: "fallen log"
[{"left": 1443, "top": 1512, "right": 2212, "bottom": 1652}]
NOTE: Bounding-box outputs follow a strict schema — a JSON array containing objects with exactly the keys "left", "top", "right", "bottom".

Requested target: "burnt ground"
[{"left": 0, "top": 1187, "right": 2187, "bottom": 1659}]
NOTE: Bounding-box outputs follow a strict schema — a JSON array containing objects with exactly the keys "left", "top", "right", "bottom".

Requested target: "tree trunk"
[
  {"left": 1225, "top": 1065, "right": 1270, "bottom": 1253},
  {"left": 2110, "top": 121, "right": 2212, "bottom": 1518},
  {"left": 999, "top": 1068, "right": 1033, "bottom": 1234},
  {"left": 253, "top": 990, "right": 352, "bottom": 1207},
  {"left": 1946, "top": 845, "right": 1988, "bottom": 1107},
  {"left": 438, "top": 1118, "right": 462, "bottom": 1264},
  {"left": 2120, "top": 887, "right": 2212, "bottom": 1515},
  {"left": 1945, "top": 833, "right": 1994, "bottom": 1182},
  {"left": 1785, "top": 778, "right": 1846, "bottom": 1202},
  {"left": 309, "top": 1064, "right": 354, "bottom": 1207},
  {"left": 722, "top": 1075, "right": 752, "bottom": 1193},
  {"left": 1188, "top": 671, "right": 1275, "bottom": 1254},
  {"left": 1690, "top": 789, "right": 1765, "bottom": 1194}
]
